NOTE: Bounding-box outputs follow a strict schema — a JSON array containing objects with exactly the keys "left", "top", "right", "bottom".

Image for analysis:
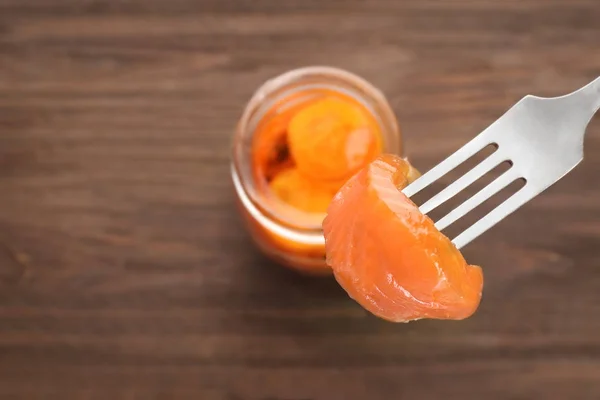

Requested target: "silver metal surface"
[{"left": 403, "top": 76, "right": 600, "bottom": 249}]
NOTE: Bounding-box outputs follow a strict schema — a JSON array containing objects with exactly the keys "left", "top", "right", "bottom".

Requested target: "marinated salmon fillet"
[
  {"left": 288, "top": 97, "right": 381, "bottom": 182},
  {"left": 322, "top": 154, "right": 483, "bottom": 322},
  {"left": 269, "top": 167, "right": 339, "bottom": 214}
]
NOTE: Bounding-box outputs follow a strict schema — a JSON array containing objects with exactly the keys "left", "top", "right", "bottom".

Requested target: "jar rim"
[
  {"left": 232, "top": 65, "right": 401, "bottom": 237},
  {"left": 239, "top": 66, "right": 397, "bottom": 134}
]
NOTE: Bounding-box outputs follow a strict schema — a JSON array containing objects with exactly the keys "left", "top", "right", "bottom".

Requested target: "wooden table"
[{"left": 1, "top": 1, "right": 599, "bottom": 399}]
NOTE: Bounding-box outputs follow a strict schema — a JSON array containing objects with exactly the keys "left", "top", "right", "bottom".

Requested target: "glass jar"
[{"left": 231, "top": 66, "right": 402, "bottom": 275}]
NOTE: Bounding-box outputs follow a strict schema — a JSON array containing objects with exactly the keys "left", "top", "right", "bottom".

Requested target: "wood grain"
[{"left": 1, "top": 0, "right": 600, "bottom": 399}]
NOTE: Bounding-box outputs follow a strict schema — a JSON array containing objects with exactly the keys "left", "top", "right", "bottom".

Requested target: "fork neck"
[{"left": 574, "top": 76, "right": 600, "bottom": 128}]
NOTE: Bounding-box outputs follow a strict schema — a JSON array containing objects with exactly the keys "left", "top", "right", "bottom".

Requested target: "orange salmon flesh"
[{"left": 323, "top": 154, "right": 483, "bottom": 322}]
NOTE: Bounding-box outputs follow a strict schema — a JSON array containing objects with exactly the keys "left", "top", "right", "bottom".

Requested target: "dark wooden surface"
[{"left": 1, "top": 0, "right": 600, "bottom": 399}]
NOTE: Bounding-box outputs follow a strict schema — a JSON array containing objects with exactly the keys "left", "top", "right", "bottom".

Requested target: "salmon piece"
[
  {"left": 288, "top": 97, "right": 381, "bottom": 182},
  {"left": 269, "top": 168, "right": 339, "bottom": 214},
  {"left": 323, "top": 154, "right": 483, "bottom": 322}
]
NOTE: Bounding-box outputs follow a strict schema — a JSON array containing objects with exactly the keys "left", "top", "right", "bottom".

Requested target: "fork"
[{"left": 402, "top": 76, "right": 600, "bottom": 249}]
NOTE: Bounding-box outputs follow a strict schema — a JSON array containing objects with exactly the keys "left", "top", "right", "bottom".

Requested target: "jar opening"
[{"left": 233, "top": 66, "right": 401, "bottom": 234}]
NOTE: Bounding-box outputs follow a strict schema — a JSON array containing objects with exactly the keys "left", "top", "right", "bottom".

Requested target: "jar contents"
[{"left": 252, "top": 91, "right": 383, "bottom": 218}]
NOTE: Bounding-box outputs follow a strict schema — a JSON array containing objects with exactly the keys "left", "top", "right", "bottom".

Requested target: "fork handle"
[{"left": 568, "top": 76, "right": 600, "bottom": 129}]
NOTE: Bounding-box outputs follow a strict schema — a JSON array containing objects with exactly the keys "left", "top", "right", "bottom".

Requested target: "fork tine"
[
  {"left": 402, "top": 133, "right": 494, "bottom": 198},
  {"left": 452, "top": 184, "right": 535, "bottom": 249},
  {"left": 434, "top": 168, "right": 520, "bottom": 232},
  {"left": 419, "top": 150, "right": 505, "bottom": 215}
]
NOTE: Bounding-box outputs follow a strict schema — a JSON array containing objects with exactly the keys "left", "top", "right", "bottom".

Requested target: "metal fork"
[{"left": 403, "top": 76, "right": 600, "bottom": 249}]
